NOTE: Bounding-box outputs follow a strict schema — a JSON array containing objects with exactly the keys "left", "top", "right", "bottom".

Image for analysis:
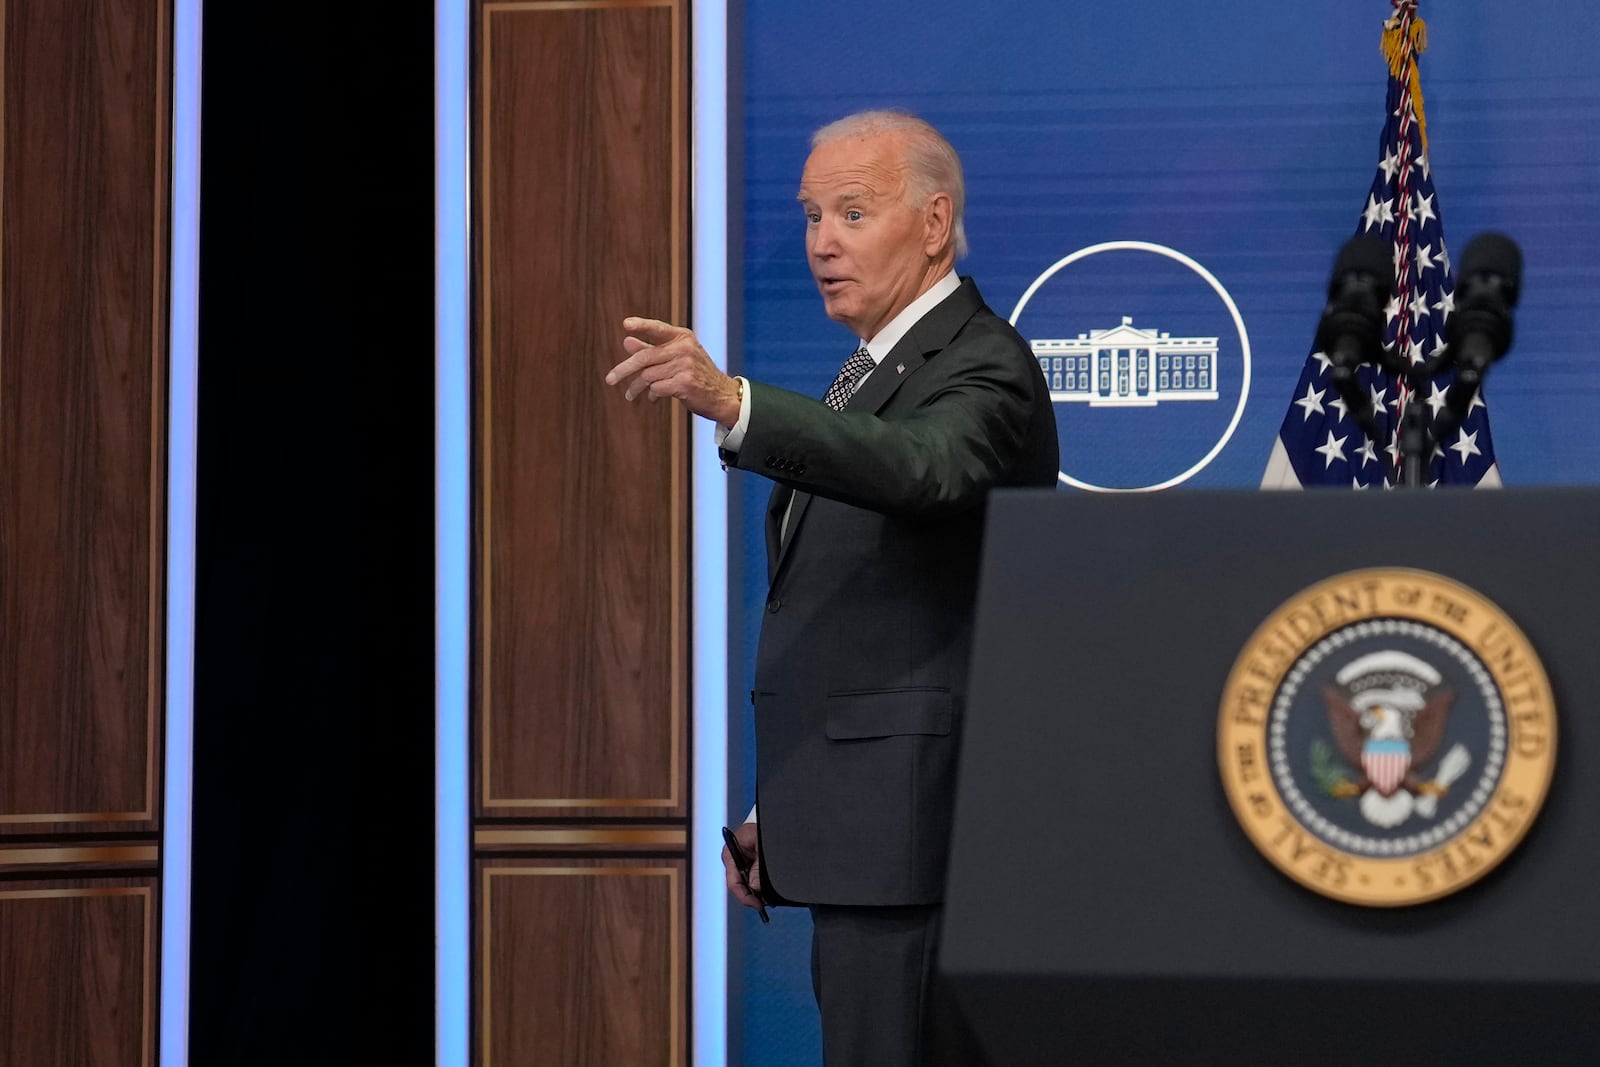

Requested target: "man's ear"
[{"left": 922, "top": 191, "right": 953, "bottom": 256}]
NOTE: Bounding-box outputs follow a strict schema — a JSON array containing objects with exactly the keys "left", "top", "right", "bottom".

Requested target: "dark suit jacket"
[{"left": 728, "top": 277, "right": 1059, "bottom": 906}]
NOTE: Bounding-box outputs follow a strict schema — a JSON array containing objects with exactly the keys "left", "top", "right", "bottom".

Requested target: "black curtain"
[{"left": 191, "top": 3, "right": 435, "bottom": 1062}]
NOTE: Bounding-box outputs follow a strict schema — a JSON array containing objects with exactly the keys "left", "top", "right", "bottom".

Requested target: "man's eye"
[
  {"left": 806, "top": 211, "right": 820, "bottom": 224},
  {"left": 846, "top": 210, "right": 863, "bottom": 222}
]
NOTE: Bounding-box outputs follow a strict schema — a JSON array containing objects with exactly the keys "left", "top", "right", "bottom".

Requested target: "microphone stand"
[
  {"left": 1376, "top": 346, "right": 1488, "bottom": 490},
  {"left": 1370, "top": 346, "right": 1437, "bottom": 491},
  {"left": 1395, "top": 399, "right": 1430, "bottom": 490}
]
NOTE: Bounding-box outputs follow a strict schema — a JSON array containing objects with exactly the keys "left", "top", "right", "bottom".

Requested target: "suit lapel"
[
  {"left": 843, "top": 346, "right": 925, "bottom": 415},
  {"left": 841, "top": 277, "right": 984, "bottom": 423},
  {"left": 766, "top": 278, "right": 989, "bottom": 588}
]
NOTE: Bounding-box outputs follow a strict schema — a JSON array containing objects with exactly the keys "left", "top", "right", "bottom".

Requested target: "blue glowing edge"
[
  {"left": 691, "top": 0, "right": 731, "bottom": 1064},
  {"left": 435, "top": 0, "right": 472, "bottom": 1064},
  {"left": 159, "top": 1, "right": 202, "bottom": 1063}
]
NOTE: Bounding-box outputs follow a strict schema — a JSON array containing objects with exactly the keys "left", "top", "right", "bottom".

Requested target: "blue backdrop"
[{"left": 729, "top": 2, "right": 1600, "bottom": 1060}]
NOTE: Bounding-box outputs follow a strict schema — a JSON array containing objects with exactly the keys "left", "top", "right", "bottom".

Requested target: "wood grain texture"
[
  {"left": 479, "top": 859, "right": 684, "bottom": 1067},
  {"left": 0, "top": 0, "right": 167, "bottom": 828},
  {"left": 478, "top": 0, "right": 688, "bottom": 814},
  {"left": 0, "top": 879, "right": 155, "bottom": 1066},
  {"left": 0, "top": 841, "right": 158, "bottom": 876},
  {"left": 474, "top": 825, "right": 686, "bottom": 852}
]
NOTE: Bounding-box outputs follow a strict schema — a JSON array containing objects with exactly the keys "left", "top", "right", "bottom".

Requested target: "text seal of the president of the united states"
[{"left": 1218, "top": 568, "right": 1556, "bottom": 906}]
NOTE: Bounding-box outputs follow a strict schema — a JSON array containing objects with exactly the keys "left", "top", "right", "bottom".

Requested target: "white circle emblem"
[{"left": 1009, "top": 241, "right": 1252, "bottom": 492}]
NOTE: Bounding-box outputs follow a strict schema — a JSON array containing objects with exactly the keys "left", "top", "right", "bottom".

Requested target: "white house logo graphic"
[
  {"left": 1035, "top": 316, "right": 1219, "bottom": 407},
  {"left": 1011, "top": 241, "right": 1251, "bottom": 492}
]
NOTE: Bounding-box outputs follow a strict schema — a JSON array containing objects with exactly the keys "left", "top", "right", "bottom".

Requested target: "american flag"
[{"left": 1263, "top": 1, "right": 1501, "bottom": 489}]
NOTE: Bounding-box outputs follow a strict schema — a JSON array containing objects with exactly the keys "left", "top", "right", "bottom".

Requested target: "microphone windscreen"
[
  {"left": 1457, "top": 232, "right": 1522, "bottom": 308},
  {"left": 1327, "top": 233, "right": 1394, "bottom": 301}
]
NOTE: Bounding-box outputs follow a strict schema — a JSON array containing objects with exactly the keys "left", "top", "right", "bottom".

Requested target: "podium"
[{"left": 940, "top": 489, "right": 1600, "bottom": 1065}]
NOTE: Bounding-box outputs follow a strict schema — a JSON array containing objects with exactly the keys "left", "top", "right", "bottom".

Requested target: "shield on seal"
[{"left": 1362, "top": 738, "right": 1411, "bottom": 796}]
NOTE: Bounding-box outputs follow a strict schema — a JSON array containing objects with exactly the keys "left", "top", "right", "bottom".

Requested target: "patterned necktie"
[{"left": 820, "top": 345, "right": 876, "bottom": 411}]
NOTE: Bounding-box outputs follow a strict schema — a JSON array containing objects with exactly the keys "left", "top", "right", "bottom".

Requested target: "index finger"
[{"left": 622, "top": 316, "right": 690, "bottom": 345}]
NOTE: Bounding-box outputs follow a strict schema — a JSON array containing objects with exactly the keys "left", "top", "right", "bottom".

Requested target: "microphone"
[
  {"left": 1315, "top": 234, "right": 1395, "bottom": 445},
  {"left": 1444, "top": 232, "right": 1521, "bottom": 376},
  {"left": 1432, "top": 233, "right": 1521, "bottom": 448}
]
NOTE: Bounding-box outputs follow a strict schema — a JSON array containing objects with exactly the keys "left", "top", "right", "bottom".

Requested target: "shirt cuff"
[{"left": 714, "top": 376, "right": 752, "bottom": 453}]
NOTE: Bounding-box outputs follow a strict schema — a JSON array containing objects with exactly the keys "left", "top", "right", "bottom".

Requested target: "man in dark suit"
[{"left": 606, "top": 110, "right": 1059, "bottom": 1065}]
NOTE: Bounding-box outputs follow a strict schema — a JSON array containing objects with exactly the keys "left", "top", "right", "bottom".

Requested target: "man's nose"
[{"left": 810, "top": 217, "right": 840, "bottom": 256}]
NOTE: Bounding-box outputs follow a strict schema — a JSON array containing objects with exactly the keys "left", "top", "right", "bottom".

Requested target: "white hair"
[{"left": 811, "top": 110, "right": 968, "bottom": 259}]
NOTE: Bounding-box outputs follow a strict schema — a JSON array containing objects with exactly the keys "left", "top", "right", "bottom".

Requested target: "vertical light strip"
[
  {"left": 160, "top": 0, "right": 202, "bottom": 1064},
  {"left": 435, "top": 0, "right": 471, "bottom": 1065},
  {"left": 691, "top": 0, "right": 729, "bottom": 1064}
]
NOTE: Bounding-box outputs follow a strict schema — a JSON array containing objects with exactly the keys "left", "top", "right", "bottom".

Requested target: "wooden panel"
[
  {"left": 478, "top": 0, "right": 688, "bottom": 815},
  {"left": 0, "top": 0, "right": 168, "bottom": 829},
  {"left": 475, "top": 825, "right": 686, "bottom": 853},
  {"left": 0, "top": 841, "right": 158, "bottom": 876},
  {"left": 479, "top": 859, "right": 684, "bottom": 1067},
  {"left": 475, "top": 3, "right": 693, "bottom": 1059},
  {"left": 0, "top": 879, "right": 156, "bottom": 1066}
]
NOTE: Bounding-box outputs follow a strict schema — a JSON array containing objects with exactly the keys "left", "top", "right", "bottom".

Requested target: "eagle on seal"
[
  {"left": 1322, "top": 682, "right": 1455, "bottom": 798},
  {"left": 1317, "top": 649, "right": 1466, "bottom": 828}
]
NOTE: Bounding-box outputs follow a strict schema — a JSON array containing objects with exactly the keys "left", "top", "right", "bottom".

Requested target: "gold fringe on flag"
[{"left": 1382, "top": 4, "right": 1430, "bottom": 153}]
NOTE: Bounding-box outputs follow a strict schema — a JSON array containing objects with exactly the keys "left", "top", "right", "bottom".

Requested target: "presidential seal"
[{"left": 1217, "top": 568, "right": 1556, "bottom": 906}]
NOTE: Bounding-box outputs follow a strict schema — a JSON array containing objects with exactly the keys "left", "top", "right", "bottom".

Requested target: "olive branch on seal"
[{"left": 1310, "top": 738, "right": 1359, "bottom": 798}]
